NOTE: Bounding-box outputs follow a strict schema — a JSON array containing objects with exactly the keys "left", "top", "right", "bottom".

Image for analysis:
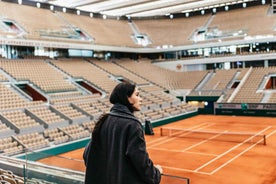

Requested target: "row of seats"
[
  {"left": 52, "top": 105, "right": 87, "bottom": 119},
  {"left": 0, "top": 168, "right": 24, "bottom": 184},
  {"left": 115, "top": 59, "right": 208, "bottom": 90},
  {"left": 92, "top": 60, "right": 149, "bottom": 85},
  {"left": 0, "top": 168, "right": 55, "bottom": 184},
  {"left": 2, "top": 111, "right": 40, "bottom": 129},
  {"left": 0, "top": 2, "right": 273, "bottom": 47},
  {"left": 0, "top": 120, "right": 95, "bottom": 156},
  {"left": 51, "top": 59, "right": 118, "bottom": 94},
  {"left": 232, "top": 67, "right": 276, "bottom": 103},
  {"left": 0, "top": 137, "right": 23, "bottom": 156},
  {"left": 116, "top": 59, "right": 276, "bottom": 103},
  {"left": 59, "top": 124, "right": 90, "bottom": 140},
  {"left": 2, "top": 58, "right": 275, "bottom": 105},
  {"left": 0, "top": 120, "right": 11, "bottom": 133},
  {"left": 16, "top": 132, "right": 49, "bottom": 151},
  {"left": 49, "top": 93, "right": 101, "bottom": 105},
  {"left": 0, "top": 84, "right": 43, "bottom": 110},
  {"left": 0, "top": 60, "right": 77, "bottom": 93},
  {"left": 28, "top": 107, "right": 65, "bottom": 124},
  {"left": 0, "top": 73, "right": 8, "bottom": 82}
]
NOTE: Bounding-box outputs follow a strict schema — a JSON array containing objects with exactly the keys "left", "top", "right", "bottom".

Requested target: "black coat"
[{"left": 84, "top": 104, "right": 161, "bottom": 184}]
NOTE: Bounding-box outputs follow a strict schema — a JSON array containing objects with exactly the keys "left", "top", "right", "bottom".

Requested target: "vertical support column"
[
  {"left": 242, "top": 61, "right": 246, "bottom": 68},
  {"left": 264, "top": 60, "right": 269, "bottom": 67},
  {"left": 6, "top": 45, "right": 12, "bottom": 59}
]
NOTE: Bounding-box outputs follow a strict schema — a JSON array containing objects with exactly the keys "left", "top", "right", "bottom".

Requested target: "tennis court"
[
  {"left": 146, "top": 115, "right": 276, "bottom": 184},
  {"left": 38, "top": 115, "right": 276, "bottom": 184}
]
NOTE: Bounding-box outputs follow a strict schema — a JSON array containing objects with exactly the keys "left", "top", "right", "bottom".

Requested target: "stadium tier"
[{"left": 0, "top": 1, "right": 275, "bottom": 184}]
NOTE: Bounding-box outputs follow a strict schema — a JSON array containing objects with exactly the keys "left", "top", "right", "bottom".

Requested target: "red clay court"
[{"left": 39, "top": 115, "right": 276, "bottom": 184}]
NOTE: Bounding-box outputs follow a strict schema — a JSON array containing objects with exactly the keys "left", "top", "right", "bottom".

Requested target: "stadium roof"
[{"left": 41, "top": 0, "right": 257, "bottom": 18}]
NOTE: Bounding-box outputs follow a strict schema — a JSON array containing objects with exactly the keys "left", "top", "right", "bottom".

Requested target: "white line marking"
[
  {"left": 150, "top": 147, "right": 219, "bottom": 156},
  {"left": 210, "top": 129, "right": 276, "bottom": 175},
  {"left": 180, "top": 130, "right": 229, "bottom": 152},
  {"left": 194, "top": 126, "right": 271, "bottom": 172},
  {"left": 185, "top": 151, "right": 219, "bottom": 157},
  {"left": 161, "top": 165, "right": 212, "bottom": 175},
  {"left": 148, "top": 123, "right": 213, "bottom": 148}
]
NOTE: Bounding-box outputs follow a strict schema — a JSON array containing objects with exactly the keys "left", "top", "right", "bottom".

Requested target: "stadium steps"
[
  {"left": 227, "top": 67, "right": 253, "bottom": 102},
  {"left": 48, "top": 61, "right": 93, "bottom": 96},
  {"left": 261, "top": 91, "right": 273, "bottom": 103},
  {"left": 194, "top": 71, "right": 214, "bottom": 91},
  {"left": 113, "top": 61, "right": 166, "bottom": 90}
]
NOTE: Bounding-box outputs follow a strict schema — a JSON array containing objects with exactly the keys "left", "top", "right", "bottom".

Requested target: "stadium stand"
[
  {"left": 43, "top": 128, "right": 70, "bottom": 145},
  {"left": 0, "top": 83, "right": 43, "bottom": 109},
  {"left": 0, "top": 1, "right": 67, "bottom": 40},
  {"left": 92, "top": 59, "right": 150, "bottom": 85},
  {"left": 0, "top": 73, "right": 8, "bottom": 82},
  {"left": 0, "top": 0, "right": 275, "bottom": 183},
  {"left": 208, "top": 5, "right": 275, "bottom": 37},
  {"left": 115, "top": 59, "right": 208, "bottom": 90},
  {"left": 230, "top": 66, "right": 276, "bottom": 103},
  {"left": 0, "top": 60, "right": 77, "bottom": 93},
  {"left": 56, "top": 12, "right": 135, "bottom": 46},
  {"left": 133, "top": 15, "right": 210, "bottom": 46},
  {"left": 50, "top": 58, "right": 118, "bottom": 94}
]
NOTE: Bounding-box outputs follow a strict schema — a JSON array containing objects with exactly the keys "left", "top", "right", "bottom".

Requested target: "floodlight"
[
  {"left": 50, "top": 5, "right": 54, "bottom": 11},
  {"left": 225, "top": 6, "right": 229, "bottom": 11},
  {"left": 212, "top": 8, "right": 216, "bottom": 13}
]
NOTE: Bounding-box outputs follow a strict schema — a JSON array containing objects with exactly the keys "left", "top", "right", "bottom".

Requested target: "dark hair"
[
  {"left": 109, "top": 82, "right": 136, "bottom": 113},
  {"left": 91, "top": 113, "right": 108, "bottom": 144},
  {"left": 91, "top": 82, "right": 136, "bottom": 142}
]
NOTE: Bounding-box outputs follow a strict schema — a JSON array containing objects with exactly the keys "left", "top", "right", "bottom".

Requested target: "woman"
[{"left": 84, "top": 82, "right": 162, "bottom": 184}]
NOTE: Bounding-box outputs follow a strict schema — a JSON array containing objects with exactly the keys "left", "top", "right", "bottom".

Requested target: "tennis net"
[{"left": 160, "top": 127, "right": 266, "bottom": 145}]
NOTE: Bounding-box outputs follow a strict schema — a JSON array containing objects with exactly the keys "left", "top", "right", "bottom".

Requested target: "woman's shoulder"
[
  {"left": 108, "top": 112, "right": 142, "bottom": 128},
  {"left": 109, "top": 112, "right": 139, "bottom": 122}
]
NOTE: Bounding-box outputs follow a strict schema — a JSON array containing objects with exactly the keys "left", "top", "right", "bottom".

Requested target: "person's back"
[{"left": 84, "top": 82, "right": 162, "bottom": 184}]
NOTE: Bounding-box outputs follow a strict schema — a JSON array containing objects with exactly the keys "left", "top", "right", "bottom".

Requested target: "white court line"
[
  {"left": 147, "top": 122, "right": 210, "bottom": 145},
  {"left": 161, "top": 165, "right": 211, "bottom": 175},
  {"left": 210, "top": 129, "right": 276, "bottom": 175},
  {"left": 158, "top": 127, "right": 274, "bottom": 176},
  {"left": 180, "top": 130, "right": 229, "bottom": 152},
  {"left": 148, "top": 123, "right": 214, "bottom": 148},
  {"left": 185, "top": 150, "right": 219, "bottom": 157},
  {"left": 194, "top": 126, "right": 271, "bottom": 172},
  {"left": 150, "top": 147, "right": 219, "bottom": 157}
]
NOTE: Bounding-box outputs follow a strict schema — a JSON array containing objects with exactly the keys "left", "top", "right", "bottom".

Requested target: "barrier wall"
[{"left": 214, "top": 103, "right": 276, "bottom": 117}]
